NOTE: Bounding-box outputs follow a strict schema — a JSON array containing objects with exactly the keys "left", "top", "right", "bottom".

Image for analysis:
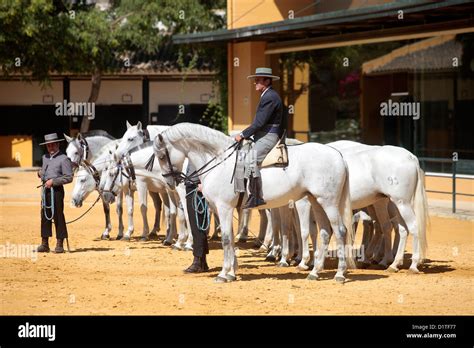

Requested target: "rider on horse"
[{"left": 234, "top": 67, "right": 283, "bottom": 208}]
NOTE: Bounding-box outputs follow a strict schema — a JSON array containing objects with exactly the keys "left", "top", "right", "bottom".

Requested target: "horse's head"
[
  {"left": 71, "top": 168, "right": 96, "bottom": 207},
  {"left": 65, "top": 133, "right": 85, "bottom": 168},
  {"left": 101, "top": 159, "right": 121, "bottom": 204},
  {"left": 114, "top": 120, "right": 147, "bottom": 161},
  {"left": 153, "top": 133, "right": 185, "bottom": 189}
]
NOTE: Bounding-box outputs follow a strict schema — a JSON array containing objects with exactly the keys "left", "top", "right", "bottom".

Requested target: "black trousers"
[
  {"left": 186, "top": 185, "right": 209, "bottom": 258},
  {"left": 41, "top": 186, "right": 68, "bottom": 239}
]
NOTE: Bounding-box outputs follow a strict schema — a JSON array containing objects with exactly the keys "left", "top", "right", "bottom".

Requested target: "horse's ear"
[
  {"left": 77, "top": 133, "right": 83, "bottom": 141},
  {"left": 126, "top": 120, "right": 132, "bottom": 129},
  {"left": 64, "top": 134, "right": 73, "bottom": 143},
  {"left": 158, "top": 134, "right": 163, "bottom": 143},
  {"left": 136, "top": 121, "right": 142, "bottom": 130}
]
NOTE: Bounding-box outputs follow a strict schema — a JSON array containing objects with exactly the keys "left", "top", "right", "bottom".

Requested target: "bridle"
[
  {"left": 71, "top": 137, "right": 90, "bottom": 168},
  {"left": 101, "top": 153, "right": 137, "bottom": 197},
  {"left": 157, "top": 133, "right": 242, "bottom": 186}
]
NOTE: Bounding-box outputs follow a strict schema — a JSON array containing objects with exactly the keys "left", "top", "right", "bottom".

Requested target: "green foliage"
[{"left": 200, "top": 100, "right": 227, "bottom": 134}]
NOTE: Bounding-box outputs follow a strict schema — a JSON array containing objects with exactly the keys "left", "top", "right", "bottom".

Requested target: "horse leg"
[
  {"left": 214, "top": 205, "right": 237, "bottom": 283},
  {"left": 134, "top": 182, "right": 148, "bottom": 241},
  {"left": 236, "top": 208, "right": 250, "bottom": 243},
  {"left": 115, "top": 189, "right": 124, "bottom": 239},
  {"left": 254, "top": 209, "right": 267, "bottom": 248},
  {"left": 210, "top": 211, "right": 220, "bottom": 240},
  {"left": 308, "top": 211, "right": 317, "bottom": 268},
  {"left": 372, "top": 199, "right": 394, "bottom": 268},
  {"left": 388, "top": 201, "right": 400, "bottom": 258},
  {"left": 173, "top": 191, "right": 188, "bottom": 250},
  {"left": 295, "top": 198, "right": 311, "bottom": 270},
  {"left": 307, "top": 199, "right": 332, "bottom": 281},
  {"left": 265, "top": 208, "right": 281, "bottom": 262},
  {"left": 148, "top": 191, "right": 162, "bottom": 238},
  {"left": 365, "top": 205, "right": 382, "bottom": 264},
  {"left": 389, "top": 200, "right": 420, "bottom": 273},
  {"left": 101, "top": 199, "right": 113, "bottom": 240},
  {"left": 163, "top": 191, "right": 178, "bottom": 246},
  {"left": 259, "top": 209, "right": 272, "bottom": 252},
  {"left": 277, "top": 206, "right": 291, "bottom": 267},
  {"left": 124, "top": 186, "right": 134, "bottom": 240}
]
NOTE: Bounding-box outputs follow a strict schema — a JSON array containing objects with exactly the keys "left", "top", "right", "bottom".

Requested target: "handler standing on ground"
[
  {"left": 184, "top": 162, "right": 210, "bottom": 273},
  {"left": 37, "top": 133, "right": 73, "bottom": 253},
  {"left": 234, "top": 67, "right": 283, "bottom": 208}
]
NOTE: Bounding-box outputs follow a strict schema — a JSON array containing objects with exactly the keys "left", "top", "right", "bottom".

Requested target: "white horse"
[
  {"left": 71, "top": 140, "right": 135, "bottom": 239},
  {"left": 101, "top": 145, "right": 190, "bottom": 247},
  {"left": 328, "top": 140, "right": 428, "bottom": 273},
  {"left": 114, "top": 121, "right": 168, "bottom": 161},
  {"left": 153, "top": 123, "right": 354, "bottom": 283},
  {"left": 65, "top": 130, "right": 115, "bottom": 167}
]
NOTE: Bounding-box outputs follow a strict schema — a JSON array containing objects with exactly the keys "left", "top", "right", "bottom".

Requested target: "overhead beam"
[{"left": 265, "top": 19, "right": 474, "bottom": 54}]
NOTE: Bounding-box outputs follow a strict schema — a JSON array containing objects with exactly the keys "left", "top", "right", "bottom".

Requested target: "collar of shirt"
[
  {"left": 48, "top": 150, "right": 60, "bottom": 159},
  {"left": 260, "top": 86, "right": 271, "bottom": 98}
]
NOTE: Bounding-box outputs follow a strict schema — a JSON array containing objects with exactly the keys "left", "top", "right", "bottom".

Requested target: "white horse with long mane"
[{"left": 153, "top": 123, "right": 355, "bottom": 283}]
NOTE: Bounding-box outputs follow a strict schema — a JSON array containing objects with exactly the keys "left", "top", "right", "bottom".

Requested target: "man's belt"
[{"left": 262, "top": 124, "right": 281, "bottom": 133}]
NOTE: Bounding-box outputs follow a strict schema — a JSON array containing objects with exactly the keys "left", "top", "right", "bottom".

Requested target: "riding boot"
[
  {"left": 201, "top": 254, "right": 209, "bottom": 271},
  {"left": 54, "top": 238, "right": 65, "bottom": 253},
  {"left": 184, "top": 256, "right": 203, "bottom": 273},
  {"left": 243, "top": 175, "right": 266, "bottom": 209},
  {"left": 37, "top": 237, "right": 50, "bottom": 253}
]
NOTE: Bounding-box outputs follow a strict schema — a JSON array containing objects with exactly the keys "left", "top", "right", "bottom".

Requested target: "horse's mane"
[
  {"left": 83, "top": 129, "right": 115, "bottom": 140},
  {"left": 163, "top": 123, "right": 233, "bottom": 156}
]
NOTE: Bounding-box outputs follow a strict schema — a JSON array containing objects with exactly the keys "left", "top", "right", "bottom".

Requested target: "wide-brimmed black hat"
[
  {"left": 39, "top": 133, "right": 65, "bottom": 145},
  {"left": 247, "top": 67, "right": 280, "bottom": 81}
]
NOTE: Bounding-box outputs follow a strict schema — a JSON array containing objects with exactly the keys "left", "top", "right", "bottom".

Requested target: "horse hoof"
[
  {"left": 265, "top": 255, "right": 276, "bottom": 262},
  {"left": 387, "top": 266, "right": 399, "bottom": 273},
  {"left": 172, "top": 245, "right": 183, "bottom": 251},
  {"left": 184, "top": 246, "right": 193, "bottom": 252},
  {"left": 140, "top": 237, "right": 148, "bottom": 242},
  {"left": 115, "top": 235, "right": 123, "bottom": 241},
  {"left": 101, "top": 235, "right": 110, "bottom": 240},
  {"left": 408, "top": 267, "right": 420, "bottom": 274},
  {"left": 296, "top": 264, "right": 309, "bottom": 271},
  {"left": 147, "top": 233, "right": 159, "bottom": 240},
  {"left": 278, "top": 261, "right": 289, "bottom": 267},
  {"left": 258, "top": 246, "right": 268, "bottom": 252},
  {"left": 335, "top": 276, "right": 346, "bottom": 284},
  {"left": 358, "top": 262, "right": 370, "bottom": 269},
  {"left": 214, "top": 276, "right": 228, "bottom": 283},
  {"left": 225, "top": 274, "right": 236, "bottom": 282},
  {"left": 122, "top": 236, "right": 131, "bottom": 241},
  {"left": 306, "top": 274, "right": 319, "bottom": 281},
  {"left": 163, "top": 240, "right": 172, "bottom": 246}
]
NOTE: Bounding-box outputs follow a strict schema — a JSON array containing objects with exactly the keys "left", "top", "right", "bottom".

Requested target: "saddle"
[{"left": 261, "top": 138, "right": 288, "bottom": 168}]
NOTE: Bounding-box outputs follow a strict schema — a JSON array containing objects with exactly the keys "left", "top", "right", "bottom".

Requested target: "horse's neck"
[
  {"left": 91, "top": 140, "right": 120, "bottom": 171},
  {"left": 186, "top": 150, "right": 229, "bottom": 184},
  {"left": 86, "top": 136, "right": 112, "bottom": 160},
  {"left": 147, "top": 126, "right": 168, "bottom": 139}
]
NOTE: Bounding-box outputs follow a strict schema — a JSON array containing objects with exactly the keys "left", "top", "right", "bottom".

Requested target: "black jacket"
[{"left": 241, "top": 87, "right": 283, "bottom": 139}]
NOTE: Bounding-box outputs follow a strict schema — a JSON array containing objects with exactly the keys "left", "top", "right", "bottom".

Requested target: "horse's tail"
[
  {"left": 340, "top": 163, "right": 356, "bottom": 269},
  {"left": 414, "top": 166, "right": 429, "bottom": 262}
]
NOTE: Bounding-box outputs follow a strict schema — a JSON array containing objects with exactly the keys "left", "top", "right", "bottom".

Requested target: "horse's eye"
[
  {"left": 75, "top": 152, "right": 78, "bottom": 155},
  {"left": 128, "top": 137, "right": 134, "bottom": 142},
  {"left": 159, "top": 155, "right": 165, "bottom": 161},
  {"left": 80, "top": 178, "right": 86, "bottom": 183}
]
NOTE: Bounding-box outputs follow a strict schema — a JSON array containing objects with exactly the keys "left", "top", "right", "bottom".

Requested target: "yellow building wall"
[
  {"left": 290, "top": 63, "right": 310, "bottom": 142},
  {"left": 0, "top": 136, "right": 33, "bottom": 167},
  {"left": 229, "top": 41, "right": 268, "bottom": 132}
]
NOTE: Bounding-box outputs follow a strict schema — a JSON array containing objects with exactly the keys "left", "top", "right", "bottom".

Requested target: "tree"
[{"left": 0, "top": 0, "right": 226, "bottom": 132}]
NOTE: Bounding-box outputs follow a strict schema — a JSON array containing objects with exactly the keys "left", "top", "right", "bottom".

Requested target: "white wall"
[
  {"left": 149, "top": 81, "right": 216, "bottom": 114},
  {"left": 70, "top": 80, "right": 142, "bottom": 105},
  {"left": 0, "top": 81, "right": 62, "bottom": 105}
]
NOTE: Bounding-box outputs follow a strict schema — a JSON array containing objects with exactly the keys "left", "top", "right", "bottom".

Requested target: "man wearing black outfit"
[
  {"left": 184, "top": 162, "right": 210, "bottom": 273},
  {"left": 37, "top": 133, "right": 73, "bottom": 253}
]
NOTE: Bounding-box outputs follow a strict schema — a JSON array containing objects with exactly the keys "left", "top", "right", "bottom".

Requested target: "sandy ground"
[{"left": 1, "top": 171, "right": 473, "bottom": 315}]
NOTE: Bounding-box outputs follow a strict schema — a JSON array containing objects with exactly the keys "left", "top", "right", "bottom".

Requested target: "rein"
[{"left": 159, "top": 134, "right": 242, "bottom": 186}]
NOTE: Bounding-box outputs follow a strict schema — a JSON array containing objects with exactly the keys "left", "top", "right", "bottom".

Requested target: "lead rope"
[
  {"left": 41, "top": 186, "right": 55, "bottom": 221},
  {"left": 186, "top": 188, "right": 211, "bottom": 232}
]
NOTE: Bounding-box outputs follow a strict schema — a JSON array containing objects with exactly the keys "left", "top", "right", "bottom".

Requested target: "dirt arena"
[{"left": 1, "top": 170, "right": 473, "bottom": 315}]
